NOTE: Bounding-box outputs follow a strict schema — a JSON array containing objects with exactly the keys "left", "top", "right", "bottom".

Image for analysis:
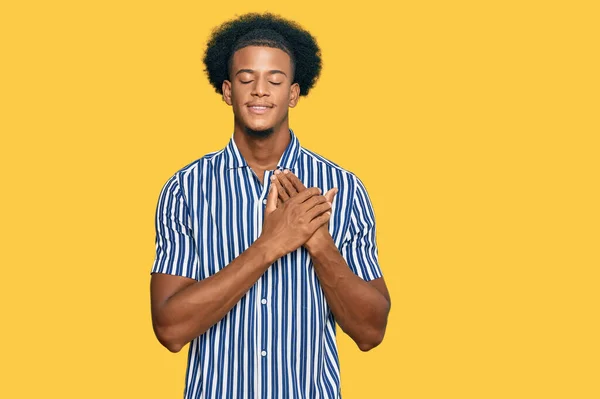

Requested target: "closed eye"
[{"left": 240, "top": 81, "right": 281, "bottom": 85}]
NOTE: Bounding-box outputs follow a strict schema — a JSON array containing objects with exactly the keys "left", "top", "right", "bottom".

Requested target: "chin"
[
  {"left": 245, "top": 120, "right": 271, "bottom": 131},
  {"left": 244, "top": 125, "right": 275, "bottom": 138}
]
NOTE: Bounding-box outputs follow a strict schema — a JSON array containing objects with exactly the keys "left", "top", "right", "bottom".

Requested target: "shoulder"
[{"left": 157, "top": 149, "right": 223, "bottom": 198}]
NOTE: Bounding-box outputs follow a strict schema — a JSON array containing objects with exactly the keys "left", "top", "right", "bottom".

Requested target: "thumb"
[
  {"left": 324, "top": 187, "right": 338, "bottom": 203},
  {"left": 265, "top": 181, "right": 278, "bottom": 214}
]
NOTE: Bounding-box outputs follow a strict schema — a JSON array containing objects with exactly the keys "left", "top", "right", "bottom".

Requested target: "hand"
[
  {"left": 261, "top": 177, "right": 332, "bottom": 259},
  {"left": 272, "top": 169, "right": 338, "bottom": 254}
]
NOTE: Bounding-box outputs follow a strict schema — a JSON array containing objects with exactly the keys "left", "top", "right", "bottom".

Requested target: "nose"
[{"left": 251, "top": 76, "right": 270, "bottom": 97}]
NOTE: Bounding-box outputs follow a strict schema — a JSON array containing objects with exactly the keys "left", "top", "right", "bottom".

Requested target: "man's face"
[{"left": 222, "top": 46, "right": 300, "bottom": 138}]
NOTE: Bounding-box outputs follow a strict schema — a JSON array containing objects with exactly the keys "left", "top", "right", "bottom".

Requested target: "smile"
[{"left": 248, "top": 106, "right": 271, "bottom": 115}]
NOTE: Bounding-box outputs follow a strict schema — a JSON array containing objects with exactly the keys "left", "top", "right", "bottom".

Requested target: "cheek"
[
  {"left": 275, "top": 89, "right": 291, "bottom": 107},
  {"left": 231, "top": 95, "right": 247, "bottom": 112},
  {"left": 231, "top": 85, "right": 250, "bottom": 100}
]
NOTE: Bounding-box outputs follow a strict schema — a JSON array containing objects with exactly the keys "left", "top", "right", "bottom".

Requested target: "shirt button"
[
  {"left": 261, "top": 350, "right": 267, "bottom": 357},
  {"left": 262, "top": 199, "right": 267, "bottom": 205},
  {"left": 261, "top": 298, "right": 267, "bottom": 305}
]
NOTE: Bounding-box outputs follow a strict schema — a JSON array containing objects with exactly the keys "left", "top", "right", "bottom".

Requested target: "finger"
[
  {"left": 301, "top": 195, "right": 328, "bottom": 212},
  {"left": 289, "top": 186, "right": 321, "bottom": 205},
  {"left": 271, "top": 174, "right": 290, "bottom": 202},
  {"left": 324, "top": 188, "right": 335, "bottom": 203},
  {"left": 308, "top": 210, "right": 331, "bottom": 230},
  {"left": 275, "top": 170, "right": 298, "bottom": 197},
  {"left": 265, "top": 181, "right": 278, "bottom": 214},
  {"left": 306, "top": 202, "right": 332, "bottom": 222},
  {"left": 283, "top": 169, "right": 306, "bottom": 193}
]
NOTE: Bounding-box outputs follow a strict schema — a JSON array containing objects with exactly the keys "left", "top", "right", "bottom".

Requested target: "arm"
[
  {"left": 150, "top": 177, "right": 332, "bottom": 353},
  {"left": 273, "top": 170, "right": 391, "bottom": 351},
  {"left": 307, "top": 236, "right": 390, "bottom": 351},
  {"left": 151, "top": 238, "right": 277, "bottom": 353}
]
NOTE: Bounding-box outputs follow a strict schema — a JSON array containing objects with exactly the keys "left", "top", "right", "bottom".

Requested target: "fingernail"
[
  {"left": 271, "top": 176, "right": 276, "bottom": 181},
  {"left": 275, "top": 170, "right": 280, "bottom": 175},
  {"left": 283, "top": 169, "right": 289, "bottom": 174}
]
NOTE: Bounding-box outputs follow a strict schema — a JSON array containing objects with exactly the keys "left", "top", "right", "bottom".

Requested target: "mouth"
[{"left": 247, "top": 104, "right": 273, "bottom": 115}]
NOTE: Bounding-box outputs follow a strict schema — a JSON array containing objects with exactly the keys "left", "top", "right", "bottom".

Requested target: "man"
[{"left": 150, "top": 12, "right": 391, "bottom": 399}]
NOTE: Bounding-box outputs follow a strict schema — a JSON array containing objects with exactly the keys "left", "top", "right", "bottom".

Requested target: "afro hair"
[{"left": 203, "top": 13, "right": 322, "bottom": 97}]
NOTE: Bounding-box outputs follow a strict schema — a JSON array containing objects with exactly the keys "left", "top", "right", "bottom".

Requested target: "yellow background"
[{"left": 1, "top": 1, "right": 598, "bottom": 398}]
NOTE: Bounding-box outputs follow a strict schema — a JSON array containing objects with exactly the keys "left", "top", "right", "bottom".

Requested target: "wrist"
[
  {"left": 253, "top": 235, "right": 284, "bottom": 264},
  {"left": 306, "top": 229, "right": 335, "bottom": 257}
]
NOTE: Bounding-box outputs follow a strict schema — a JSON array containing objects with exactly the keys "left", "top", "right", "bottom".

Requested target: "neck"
[{"left": 233, "top": 123, "right": 291, "bottom": 171}]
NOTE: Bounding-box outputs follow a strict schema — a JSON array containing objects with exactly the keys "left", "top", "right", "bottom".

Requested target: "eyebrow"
[{"left": 234, "top": 69, "right": 288, "bottom": 77}]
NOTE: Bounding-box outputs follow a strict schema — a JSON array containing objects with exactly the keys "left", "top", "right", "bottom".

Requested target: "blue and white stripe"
[{"left": 152, "top": 129, "right": 382, "bottom": 399}]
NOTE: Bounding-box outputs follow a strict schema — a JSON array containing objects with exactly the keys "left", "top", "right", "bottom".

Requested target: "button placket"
[
  {"left": 264, "top": 170, "right": 274, "bottom": 201},
  {"left": 258, "top": 251, "right": 270, "bottom": 366}
]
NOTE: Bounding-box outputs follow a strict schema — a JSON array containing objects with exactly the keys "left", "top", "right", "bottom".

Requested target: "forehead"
[{"left": 230, "top": 46, "right": 292, "bottom": 74}]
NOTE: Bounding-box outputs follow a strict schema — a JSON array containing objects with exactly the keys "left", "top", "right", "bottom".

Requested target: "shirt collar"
[{"left": 225, "top": 129, "right": 302, "bottom": 171}]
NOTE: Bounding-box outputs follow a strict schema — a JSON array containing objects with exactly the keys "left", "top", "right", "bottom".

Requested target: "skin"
[
  {"left": 272, "top": 169, "right": 391, "bottom": 351},
  {"left": 222, "top": 45, "right": 300, "bottom": 184},
  {"left": 150, "top": 45, "right": 390, "bottom": 353},
  {"left": 151, "top": 186, "right": 331, "bottom": 353}
]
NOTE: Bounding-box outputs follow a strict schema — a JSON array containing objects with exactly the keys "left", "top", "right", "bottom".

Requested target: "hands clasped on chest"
[{"left": 260, "top": 168, "right": 338, "bottom": 259}]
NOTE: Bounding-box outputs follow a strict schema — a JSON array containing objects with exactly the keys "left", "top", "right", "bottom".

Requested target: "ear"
[
  {"left": 222, "top": 80, "right": 233, "bottom": 106},
  {"left": 289, "top": 82, "right": 300, "bottom": 108}
]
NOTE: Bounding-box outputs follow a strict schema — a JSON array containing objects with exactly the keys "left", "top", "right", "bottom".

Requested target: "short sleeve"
[
  {"left": 151, "top": 174, "right": 199, "bottom": 279},
  {"left": 340, "top": 175, "right": 383, "bottom": 281}
]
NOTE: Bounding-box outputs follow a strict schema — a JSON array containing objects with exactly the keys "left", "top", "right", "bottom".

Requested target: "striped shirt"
[{"left": 151, "top": 129, "right": 382, "bottom": 399}]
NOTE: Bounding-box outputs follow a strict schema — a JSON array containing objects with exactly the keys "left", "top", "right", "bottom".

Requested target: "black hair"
[{"left": 203, "top": 12, "right": 322, "bottom": 96}]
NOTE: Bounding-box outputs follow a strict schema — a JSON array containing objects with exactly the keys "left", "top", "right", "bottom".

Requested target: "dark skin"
[
  {"left": 222, "top": 45, "right": 300, "bottom": 184},
  {"left": 151, "top": 185, "right": 331, "bottom": 353},
  {"left": 150, "top": 45, "right": 390, "bottom": 353},
  {"left": 272, "top": 169, "right": 391, "bottom": 351},
  {"left": 150, "top": 45, "right": 325, "bottom": 353}
]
